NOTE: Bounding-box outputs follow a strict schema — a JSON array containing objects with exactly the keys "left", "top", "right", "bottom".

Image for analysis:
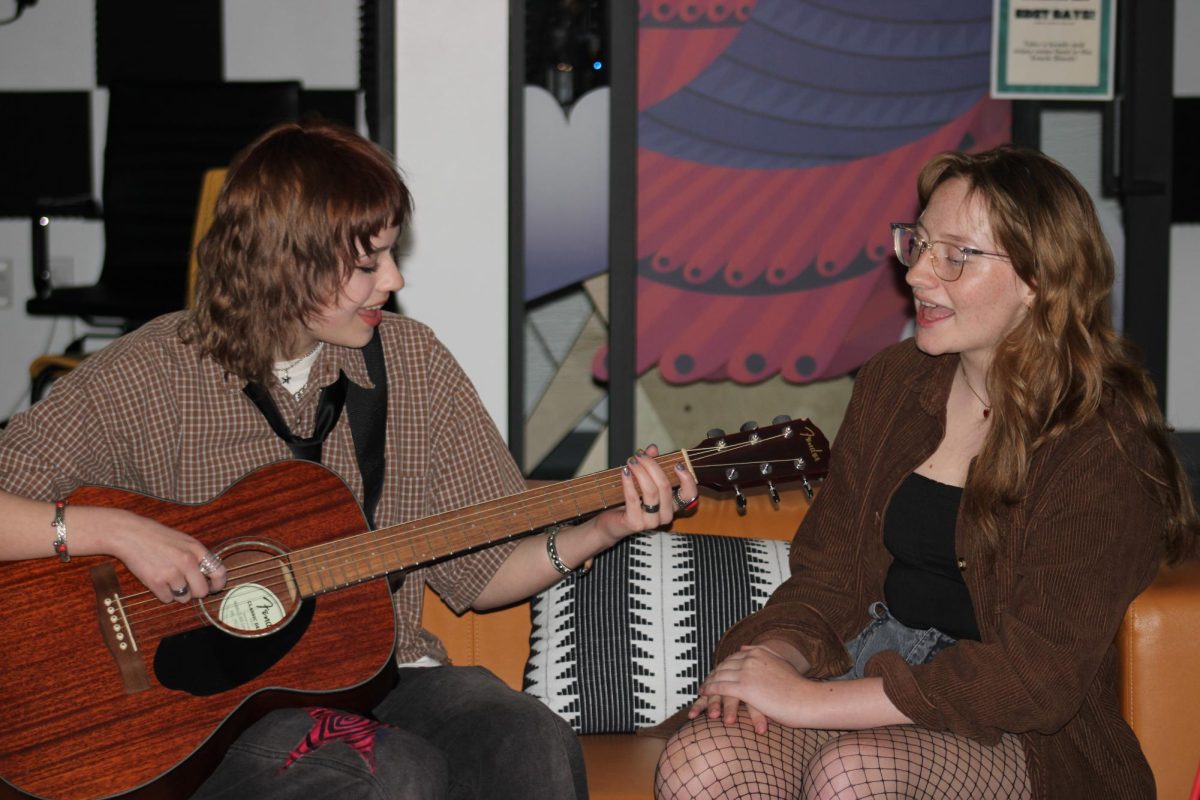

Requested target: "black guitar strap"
[
  {"left": 242, "top": 331, "right": 387, "bottom": 529},
  {"left": 346, "top": 331, "right": 387, "bottom": 529}
]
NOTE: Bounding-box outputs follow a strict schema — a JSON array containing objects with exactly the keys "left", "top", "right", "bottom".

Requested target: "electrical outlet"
[{"left": 0, "top": 259, "right": 13, "bottom": 309}]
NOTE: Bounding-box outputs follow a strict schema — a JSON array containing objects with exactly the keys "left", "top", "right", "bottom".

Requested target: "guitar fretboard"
[{"left": 292, "top": 452, "right": 689, "bottom": 596}]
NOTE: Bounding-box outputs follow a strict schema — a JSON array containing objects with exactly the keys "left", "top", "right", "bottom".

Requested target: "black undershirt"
[{"left": 882, "top": 472, "right": 981, "bottom": 641}]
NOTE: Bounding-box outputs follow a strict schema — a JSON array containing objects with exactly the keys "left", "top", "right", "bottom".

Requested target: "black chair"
[{"left": 27, "top": 81, "right": 302, "bottom": 332}]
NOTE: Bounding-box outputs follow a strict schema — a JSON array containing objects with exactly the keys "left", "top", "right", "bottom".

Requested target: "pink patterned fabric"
[{"left": 280, "top": 708, "right": 395, "bottom": 775}]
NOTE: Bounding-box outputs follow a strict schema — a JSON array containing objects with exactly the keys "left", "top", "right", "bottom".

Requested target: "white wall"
[
  {"left": 394, "top": 3, "right": 510, "bottom": 437},
  {"left": 1041, "top": 109, "right": 1126, "bottom": 329},
  {"left": 1170, "top": 0, "right": 1200, "bottom": 429},
  {"left": 224, "top": 1, "right": 358, "bottom": 89}
]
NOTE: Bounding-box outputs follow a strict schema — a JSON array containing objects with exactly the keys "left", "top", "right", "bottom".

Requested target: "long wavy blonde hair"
[
  {"left": 919, "top": 146, "right": 1197, "bottom": 564},
  {"left": 188, "top": 122, "right": 412, "bottom": 383}
]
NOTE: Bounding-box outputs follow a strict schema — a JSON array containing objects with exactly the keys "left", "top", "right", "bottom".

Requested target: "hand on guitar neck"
[{"left": 472, "top": 443, "right": 699, "bottom": 609}]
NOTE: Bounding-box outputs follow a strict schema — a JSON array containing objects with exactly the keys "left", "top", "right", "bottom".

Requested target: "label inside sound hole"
[{"left": 219, "top": 583, "right": 287, "bottom": 632}]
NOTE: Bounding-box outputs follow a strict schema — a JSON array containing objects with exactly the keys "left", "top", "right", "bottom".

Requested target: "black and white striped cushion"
[{"left": 523, "top": 532, "right": 791, "bottom": 734}]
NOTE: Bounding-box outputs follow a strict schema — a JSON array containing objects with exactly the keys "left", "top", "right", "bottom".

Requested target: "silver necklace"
[{"left": 273, "top": 341, "right": 324, "bottom": 387}]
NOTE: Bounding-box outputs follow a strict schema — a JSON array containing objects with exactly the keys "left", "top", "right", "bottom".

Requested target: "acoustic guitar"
[{"left": 0, "top": 418, "right": 828, "bottom": 800}]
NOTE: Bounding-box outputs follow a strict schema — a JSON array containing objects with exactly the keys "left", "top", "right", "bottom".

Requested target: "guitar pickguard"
[{"left": 154, "top": 599, "right": 316, "bottom": 696}]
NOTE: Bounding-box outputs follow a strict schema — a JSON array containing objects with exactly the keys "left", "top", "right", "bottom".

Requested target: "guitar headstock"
[{"left": 684, "top": 416, "right": 830, "bottom": 509}]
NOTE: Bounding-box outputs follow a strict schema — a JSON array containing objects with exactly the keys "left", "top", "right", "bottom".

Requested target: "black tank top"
[{"left": 883, "top": 472, "right": 981, "bottom": 640}]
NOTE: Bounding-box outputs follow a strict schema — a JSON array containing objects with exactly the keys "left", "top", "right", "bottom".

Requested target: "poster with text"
[{"left": 992, "top": 0, "right": 1115, "bottom": 99}]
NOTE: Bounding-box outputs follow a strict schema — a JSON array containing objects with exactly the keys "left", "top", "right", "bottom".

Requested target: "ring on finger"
[
  {"left": 672, "top": 487, "right": 700, "bottom": 512},
  {"left": 198, "top": 551, "right": 223, "bottom": 577},
  {"left": 170, "top": 584, "right": 190, "bottom": 598},
  {"left": 640, "top": 500, "right": 661, "bottom": 514}
]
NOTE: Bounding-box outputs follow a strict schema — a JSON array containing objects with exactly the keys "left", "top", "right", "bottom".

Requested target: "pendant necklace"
[
  {"left": 273, "top": 341, "right": 324, "bottom": 391},
  {"left": 960, "top": 362, "right": 992, "bottom": 419}
]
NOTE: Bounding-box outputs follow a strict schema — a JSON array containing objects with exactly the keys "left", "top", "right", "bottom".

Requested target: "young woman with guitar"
[
  {"left": 654, "top": 146, "right": 1199, "bottom": 800},
  {"left": 0, "top": 122, "right": 697, "bottom": 800}
]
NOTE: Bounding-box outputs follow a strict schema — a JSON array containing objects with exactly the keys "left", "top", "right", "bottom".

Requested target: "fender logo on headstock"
[{"left": 798, "top": 425, "right": 825, "bottom": 464}]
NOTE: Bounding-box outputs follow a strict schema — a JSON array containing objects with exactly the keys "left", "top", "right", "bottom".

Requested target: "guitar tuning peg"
[
  {"left": 802, "top": 474, "right": 814, "bottom": 500},
  {"left": 739, "top": 421, "right": 759, "bottom": 433},
  {"left": 735, "top": 486, "right": 747, "bottom": 515},
  {"left": 768, "top": 481, "right": 780, "bottom": 506},
  {"left": 772, "top": 414, "right": 791, "bottom": 425},
  {"left": 706, "top": 428, "right": 726, "bottom": 439}
]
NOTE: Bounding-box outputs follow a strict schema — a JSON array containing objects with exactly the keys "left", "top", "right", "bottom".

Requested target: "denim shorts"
[{"left": 829, "top": 602, "right": 958, "bottom": 681}]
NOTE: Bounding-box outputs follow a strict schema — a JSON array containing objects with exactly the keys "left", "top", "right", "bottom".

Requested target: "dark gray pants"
[{"left": 192, "top": 666, "right": 587, "bottom": 800}]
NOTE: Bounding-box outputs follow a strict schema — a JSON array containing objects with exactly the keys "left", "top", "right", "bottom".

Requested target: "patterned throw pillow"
[{"left": 523, "top": 532, "right": 791, "bottom": 734}]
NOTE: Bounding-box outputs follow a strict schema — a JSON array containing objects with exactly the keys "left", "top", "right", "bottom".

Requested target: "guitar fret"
[
  {"left": 365, "top": 531, "right": 386, "bottom": 578},
  {"left": 348, "top": 548, "right": 362, "bottom": 582},
  {"left": 330, "top": 545, "right": 347, "bottom": 587},
  {"left": 320, "top": 542, "right": 340, "bottom": 591},
  {"left": 392, "top": 535, "right": 408, "bottom": 568},
  {"left": 590, "top": 473, "right": 608, "bottom": 511},
  {"left": 293, "top": 555, "right": 316, "bottom": 596}
]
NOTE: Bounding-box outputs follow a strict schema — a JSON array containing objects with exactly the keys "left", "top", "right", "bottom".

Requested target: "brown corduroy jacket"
[{"left": 718, "top": 339, "right": 1163, "bottom": 799}]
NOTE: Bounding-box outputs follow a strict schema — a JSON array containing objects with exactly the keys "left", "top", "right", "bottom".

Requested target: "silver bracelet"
[
  {"left": 545, "top": 525, "right": 591, "bottom": 577},
  {"left": 51, "top": 499, "right": 69, "bottom": 562}
]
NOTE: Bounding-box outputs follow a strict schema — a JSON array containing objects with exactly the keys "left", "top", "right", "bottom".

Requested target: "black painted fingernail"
[
  {"left": 675, "top": 463, "right": 686, "bottom": 472},
  {"left": 622, "top": 466, "right": 631, "bottom": 477}
]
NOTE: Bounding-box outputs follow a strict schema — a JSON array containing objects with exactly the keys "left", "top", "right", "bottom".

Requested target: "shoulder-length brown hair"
[
  {"left": 189, "top": 121, "right": 413, "bottom": 382},
  {"left": 919, "top": 145, "right": 1197, "bottom": 564}
]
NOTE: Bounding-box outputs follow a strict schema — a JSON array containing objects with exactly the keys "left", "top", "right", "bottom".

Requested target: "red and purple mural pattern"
[{"left": 594, "top": 0, "right": 1011, "bottom": 385}]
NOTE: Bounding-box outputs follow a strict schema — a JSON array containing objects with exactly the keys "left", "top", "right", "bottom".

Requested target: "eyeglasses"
[{"left": 891, "top": 223, "right": 1010, "bottom": 282}]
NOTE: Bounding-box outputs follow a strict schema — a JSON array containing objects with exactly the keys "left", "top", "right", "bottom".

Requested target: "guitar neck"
[{"left": 290, "top": 451, "right": 690, "bottom": 596}]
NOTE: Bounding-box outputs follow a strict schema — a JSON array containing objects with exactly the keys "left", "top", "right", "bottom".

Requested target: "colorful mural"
[{"left": 593, "top": 0, "right": 1012, "bottom": 385}]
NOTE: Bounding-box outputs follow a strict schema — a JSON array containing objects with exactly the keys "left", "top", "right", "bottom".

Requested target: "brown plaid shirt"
[{"left": 0, "top": 312, "right": 524, "bottom": 663}]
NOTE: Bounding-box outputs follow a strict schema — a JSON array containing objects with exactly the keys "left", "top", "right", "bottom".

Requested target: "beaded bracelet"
[
  {"left": 545, "top": 525, "right": 592, "bottom": 577},
  {"left": 51, "top": 499, "right": 69, "bottom": 562}
]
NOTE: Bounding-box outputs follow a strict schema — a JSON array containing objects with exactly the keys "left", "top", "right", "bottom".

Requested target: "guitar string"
[
  {"left": 116, "top": 436, "right": 814, "bottom": 630},
  {"left": 116, "top": 441, "right": 811, "bottom": 631},
  {"left": 114, "top": 433, "right": 818, "bottom": 629}
]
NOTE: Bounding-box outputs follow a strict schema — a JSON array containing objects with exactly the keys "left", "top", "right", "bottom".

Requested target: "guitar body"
[{"left": 0, "top": 461, "right": 399, "bottom": 800}]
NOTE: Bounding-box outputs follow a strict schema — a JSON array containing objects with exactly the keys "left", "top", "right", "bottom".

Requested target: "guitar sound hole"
[{"left": 154, "top": 599, "right": 316, "bottom": 696}]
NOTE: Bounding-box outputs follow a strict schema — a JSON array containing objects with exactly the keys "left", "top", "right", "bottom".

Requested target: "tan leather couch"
[{"left": 422, "top": 488, "right": 1200, "bottom": 799}]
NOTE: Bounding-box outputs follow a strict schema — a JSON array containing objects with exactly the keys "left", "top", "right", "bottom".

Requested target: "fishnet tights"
[{"left": 654, "top": 711, "right": 1031, "bottom": 800}]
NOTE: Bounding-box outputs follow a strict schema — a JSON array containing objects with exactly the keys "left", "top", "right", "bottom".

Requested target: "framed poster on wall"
[{"left": 992, "top": 0, "right": 1116, "bottom": 99}]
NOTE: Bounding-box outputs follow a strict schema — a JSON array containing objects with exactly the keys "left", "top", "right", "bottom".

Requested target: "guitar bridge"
[{"left": 91, "top": 563, "right": 151, "bottom": 693}]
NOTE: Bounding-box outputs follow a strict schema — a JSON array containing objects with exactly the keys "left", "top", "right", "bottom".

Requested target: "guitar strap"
[
  {"left": 345, "top": 330, "right": 387, "bottom": 529},
  {"left": 242, "top": 331, "right": 387, "bottom": 528}
]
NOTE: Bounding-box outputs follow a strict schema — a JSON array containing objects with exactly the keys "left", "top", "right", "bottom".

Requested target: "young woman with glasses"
[{"left": 655, "top": 145, "right": 1197, "bottom": 800}]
